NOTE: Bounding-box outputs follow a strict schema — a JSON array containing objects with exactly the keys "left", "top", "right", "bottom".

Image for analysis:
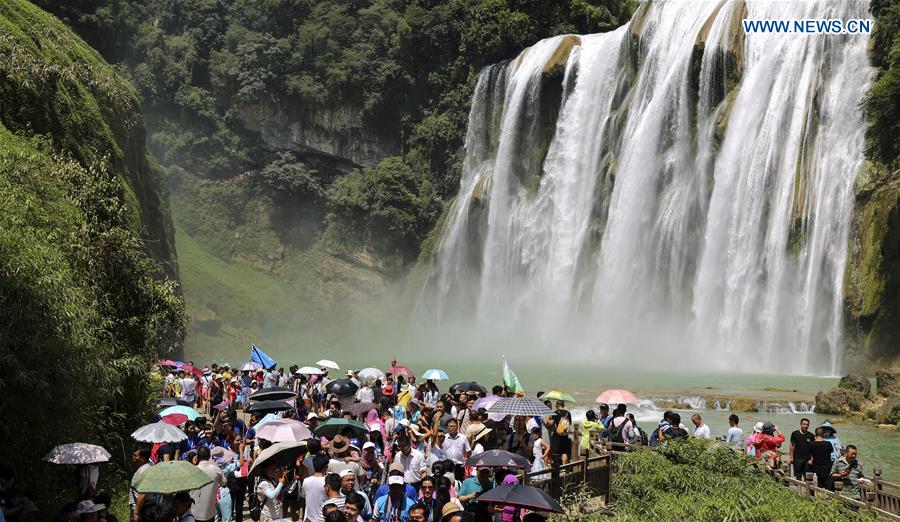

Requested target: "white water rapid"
[{"left": 417, "top": 0, "right": 872, "bottom": 375}]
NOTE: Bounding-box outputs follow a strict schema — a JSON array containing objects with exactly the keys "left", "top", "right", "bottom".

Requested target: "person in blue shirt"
[
  {"left": 598, "top": 404, "right": 612, "bottom": 429},
  {"left": 458, "top": 467, "right": 493, "bottom": 516},
  {"left": 373, "top": 465, "right": 418, "bottom": 502},
  {"left": 373, "top": 475, "right": 415, "bottom": 522}
]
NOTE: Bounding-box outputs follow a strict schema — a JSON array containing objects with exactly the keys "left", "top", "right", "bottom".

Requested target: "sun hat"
[
  {"left": 76, "top": 501, "right": 105, "bottom": 514},
  {"left": 382, "top": 385, "right": 396, "bottom": 396},
  {"left": 363, "top": 441, "right": 376, "bottom": 451},
  {"left": 339, "top": 468, "right": 355, "bottom": 478},
  {"left": 762, "top": 422, "right": 776, "bottom": 435},
  {"left": 474, "top": 427, "right": 493, "bottom": 443},
  {"left": 408, "top": 424, "right": 423, "bottom": 437},
  {"left": 441, "top": 499, "right": 463, "bottom": 519},
  {"left": 399, "top": 419, "right": 411, "bottom": 427},
  {"left": 331, "top": 435, "right": 349, "bottom": 455},
  {"left": 389, "top": 461, "right": 405, "bottom": 474},
  {"left": 367, "top": 423, "right": 381, "bottom": 433},
  {"left": 388, "top": 475, "right": 405, "bottom": 485},
  {"left": 819, "top": 421, "right": 837, "bottom": 434},
  {"left": 753, "top": 421, "right": 764, "bottom": 433},
  {"left": 307, "top": 412, "right": 320, "bottom": 421}
]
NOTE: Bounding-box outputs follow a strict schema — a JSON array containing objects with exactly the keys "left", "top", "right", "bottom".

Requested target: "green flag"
[{"left": 502, "top": 356, "right": 524, "bottom": 394}]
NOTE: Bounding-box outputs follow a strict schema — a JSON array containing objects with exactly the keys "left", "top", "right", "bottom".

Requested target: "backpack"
[
  {"left": 665, "top": 426, "right": 689, "bottom": 439},
  {"left": 636, "top": 426, "right": 650, "bottom": 446},
  {"left": 555, "top": 414, "right": 570, "bottom": 436},
  {"left": 248, "top": 476, "right": 266, "bottom": 521},
  {"left": 608, "top": 418, "right": 630, "bottom": 444}
]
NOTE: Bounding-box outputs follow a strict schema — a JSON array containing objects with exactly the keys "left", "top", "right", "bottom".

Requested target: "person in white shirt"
[
  {"left": 355, "top": 383, "right": 374, "bottom": 403},
  {"left": 691, "top": 414, "right": 711, "bottom": 439},
  {"left": 130, "top": 448, "right": 153, "bottom": 519},
  {"left": 441, "top": 419, "right": 471, "bottom": 477},
  {"left": 302, "top": 454, "right": 330, "bottom": 522},
  {"left": 190, "top": 447, "right": 224, "bottom": 522},
  {"left": 393, "top": 434, "right": 427, "bottom": 488},
  {"left": 256, "top": 462, "right": 287, "bottom": 522}
]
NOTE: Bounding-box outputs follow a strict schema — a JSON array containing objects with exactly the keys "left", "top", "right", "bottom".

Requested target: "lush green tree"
[{"left": 864, "top": 0, "right": 900, "bottom": 170}]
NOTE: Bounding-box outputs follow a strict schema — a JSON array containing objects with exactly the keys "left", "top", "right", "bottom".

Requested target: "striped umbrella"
[{"left": 486, "top": 397, "right": 553, "bottom": 417}]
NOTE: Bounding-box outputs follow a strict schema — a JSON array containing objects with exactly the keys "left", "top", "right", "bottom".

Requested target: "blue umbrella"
[
  {"left": 421, "top": 368, "right": 449, "bottom": 381},
  {"left": 158, "top": 405, "right": 201, "bottom": 420}
]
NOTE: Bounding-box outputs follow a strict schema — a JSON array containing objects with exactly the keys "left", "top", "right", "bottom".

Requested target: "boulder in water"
[
  {"left": 876, "top": 368, "right": 900, "bottom": 397},
  {"left": 838, "top": 374, "right": 871, "bottom": 398},
  {"left": 876, "top": 396, "right": 900, "bottom": 425},
  {"left": 815, "top": 388, "right": 866, "bottom": 415}
]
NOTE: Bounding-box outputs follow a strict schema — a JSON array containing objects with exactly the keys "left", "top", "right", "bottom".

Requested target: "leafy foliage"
[
  {"left": 864, "top": 0, "right": 900, "bottom": 170},
  {"left": 253, "top": 152, "right": 325, "bottom": 202},
  {"left": 0, "top": 0, "right": 185, "bottom": 506},
  {"left": 325, "top": 157, "right": 439, "bottom": 263},
  {"left": 602, "top": 439, "right": 877, "bottom": 521}
]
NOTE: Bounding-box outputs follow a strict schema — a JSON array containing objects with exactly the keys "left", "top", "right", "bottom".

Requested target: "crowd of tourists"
[{"left": 26, "top": 357, "right": 875, "bottom": 522}]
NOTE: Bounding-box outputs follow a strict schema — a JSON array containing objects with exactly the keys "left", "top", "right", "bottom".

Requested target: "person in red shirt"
[{"left": 753, "top": 422, "right": 785, "bottom": 466}]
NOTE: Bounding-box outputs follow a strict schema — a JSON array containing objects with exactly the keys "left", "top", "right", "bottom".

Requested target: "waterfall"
[{"left": 417, "top": 0, "right": 872, "bottom": 375}]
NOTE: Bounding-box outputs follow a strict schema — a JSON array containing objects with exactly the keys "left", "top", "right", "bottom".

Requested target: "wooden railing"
[{"left": 517, "top": 454, "right": 612, "bottom": 505}]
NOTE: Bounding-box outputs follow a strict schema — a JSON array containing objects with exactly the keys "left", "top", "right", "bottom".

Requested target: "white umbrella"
[
  {"left": 295, "top": 366, "right": 324, "bottom": 375},
  {"left": 43, "top": 443, "right": 111, "bottom": 465},
  {"left": 358, "top": 367, "right": 385, "bottom": 381},
  {"left": 131, "top": 421, "right": 188, "bottom": 443},
  {"left": 240, "top": 361, "right": 263, "bottom": 371},
  {"left": 315, "top": 359, "right": 340, "bottom": 370},
  {"left": 255, "top": 419, "right": 314, "bottom": 442},
  {"left": 421, "top": 368, "right": 449, "bottom": 380}
]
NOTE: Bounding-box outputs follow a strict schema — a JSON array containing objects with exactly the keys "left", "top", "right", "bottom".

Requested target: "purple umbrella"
[{"left": 473, "top": 396, "right": 507, "bottom": 422}]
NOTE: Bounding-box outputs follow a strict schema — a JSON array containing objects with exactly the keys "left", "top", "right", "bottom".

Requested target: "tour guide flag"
[
  {"left": 502, "top": 356, "right": 523, "bottom": 394},
  {"left": 250, "top": 344, "right": 277, "bottom": 370}
]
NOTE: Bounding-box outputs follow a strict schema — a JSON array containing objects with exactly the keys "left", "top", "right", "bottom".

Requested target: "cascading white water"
[{"left": 418, "top": 0, "right": 872, "bottom": 375}]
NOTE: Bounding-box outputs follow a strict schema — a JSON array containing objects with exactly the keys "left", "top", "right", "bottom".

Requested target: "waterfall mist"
[{"left": 414, "top": 0, "right": 873, "bottom": 375}]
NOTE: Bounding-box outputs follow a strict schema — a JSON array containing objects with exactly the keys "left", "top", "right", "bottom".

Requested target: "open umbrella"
[
  {"left": 158, "top": 405, "right": 201, "bottom": 421},
  {"left": 255, "top": 419, "right": 314, "bottom": 443},
  {"left": 450, "top": 382, "right": 488, "bottom": 396},
  {"left": 158, "top": 398, "right": 194, "bottom": 407},
  {"left": 159, "top": 360, "right": 178, "bottom": 368},
  {"left": 43, "top": 443, "right": 111, "bottom": 465},
  {"left": 473, "top": 396, "right": 507, "bottom": 422},
  {"left": 240, "top": 361, "right": 263, "bottom": 372},
  {"left": 357, "top": 368, "right": 385, "bottom": 381},
  {"left": 325, "top": 379, "right": 358, "bottom": 398},
  {"left": 386, "top": 365, "right": 415, "bottom": 379},
  {"left": 295, "top": 366, "right": 324, "bottom": 375},
  {"left": 132, "top": 421, "right": 188, "bottom": 443},
  {"left": 595, "top": 389, "right": 639, "bottom": 405},
  {"left": 487, "top": 397, "right": 552, "bottom": 417},
  {"left": 179, "top": 364, "right": 203, "bottom": 377},
  {"left": 542, "top": 390, "right": 576, "bottom": 404},
  {"left": 161, "top": 413, "right": 189, "bottom": 426},
  {"left": 248, "top": 387, "right": 295, "bottom": 401},
  {"left": 314, "top": 418, "right": 368, "bottom": 439},
  {"left": 421, "top": 369, "right": 449, "bottom": 381},
  {"left": 246, "top": 400, "right": 292, "bottom": 413},
  {"left": 348, "top": 402, "right": 378, "bottom": 416},
  {"left": 465, "top": 449, "right": 530, "bottom": 469},
  {"left": 316, "top": 359, "right": 340, "bottom": 370},
  {"left": 249, "top": 441, "right": 308, "bottom": 476},
  {"left": 133, "top": 461, "right": 213, "bottom": 494},
  {"left": 476, "top": 484, "right": 564, "bottom": 513}
]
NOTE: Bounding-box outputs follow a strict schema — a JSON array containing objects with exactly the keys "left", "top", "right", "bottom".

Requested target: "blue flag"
[{"left": 250, "top": 344, "right": 277, "bottom": 370}]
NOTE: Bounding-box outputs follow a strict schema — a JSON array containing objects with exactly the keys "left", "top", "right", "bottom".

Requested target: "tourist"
[
  {"left": 648, "top": 411, "right": 671, "bottom": 446},
  {"left": 373, "top": 464, "right": 419, "bottom": 502},
  {"left": 302, "top": 454, "right": 330, "bottom": 522},
  {"left": 607, "top": 405, "right": 635, "bottom": 445},
  {"left": 830, "top": 445, "right": 869, "bottom": 499},
  {"left": 752, "top": 422, "right": 785, "bottom": 466},
  {"left": 507, "top": 416, "right": 532, "bottom": 462},
  {"left": 790, "top": 418, "right": 814, "bottom": 480},
  {"left": 530, "top": 426, "right": 549, "bottom": 475},
  {"left": 324, "top": 473, "right": 345, "bottom": 509},
  {"left": 394, "top": 434, "right": 427, "bottom": 490},
  {"left": 598, "top": 404, "right": 612, "bottom": 429},
  {"left": 548, "top": 401, "right": 572, "bottom": 465},
  {"left": 660, "top": 413, "right": 688, "bottom": 441},
  {"left": 340, "top": 469, "right": 371, "bottom": 518},
  {"left": 408, "top": 502, "right": 427, "bottom": 522},
  {"left": 130, "top": 447, "right": 152, "bottom": 520},
  {"left": 442, "top": 419, "right": 471, "bottom": 480},
  {"left": 819, "top": 422, "right": 843, "bottom": 462},
  {"left": 191, "top": 446, "right": 224, "bottom": 522},
  {"left": 690, "top": 414, "right": 710, "bottom": 439},
  {"left": 724, "top": 414, "right": 743, "bottom": 449},
  {"left": 356, "top": 381, "right": 375, "bottom": 403},
  {"left": 625, "top": 414, "right": 645, "bottom": 444},
  {"left": 342, "top": 492, "right": 367, "bottom": 522},
  {"left": 416, "top": 477, "right": 439, "bottom": 521},
  {"left": 745, "top": 422, "right": 763, "bottom": 457},
  {"left": 579, "top": 410, "right": 602, "bottom": 456},
  {"left": 373, "top": 475, "right": 415, "bottom": 522},
  {"left": 458, "top": 467, "right": 493, "bottom": 516},
  {"left": 173, "top": 492, "right": 196, "bottom": 522}
]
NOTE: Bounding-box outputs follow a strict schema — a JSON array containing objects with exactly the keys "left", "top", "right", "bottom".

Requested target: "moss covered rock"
[
  {"left": 876, "top": 368, "right": 900, "bottom": 396},
  {"left": 815, "top": 387, "right": 866, "bottom": 415},
  {"left": 838, "top": 374, "right": 871, "bottom": 398}
]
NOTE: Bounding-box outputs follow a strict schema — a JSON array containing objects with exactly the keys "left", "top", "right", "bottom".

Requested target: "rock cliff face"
[
  {"left": 844, "top": 165, "right": 900, "bottom": 366},
  {"left": 236, "top": 103, "right": 400, "bottom": 171}
]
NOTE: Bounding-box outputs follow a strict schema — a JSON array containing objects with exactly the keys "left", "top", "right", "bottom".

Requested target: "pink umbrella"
[
  {"left": 474, "top": 396, "right": 507, "bottom": 422},
  {"left": 180, "top": 365, "right": 203, "bottom": 377},
  {"left": 161, "top": 413, "right": 189, "bottom": 426},
  {"left": 255, "top": 419, "right": 313, "bottom": 443},
  {"left": 386, "top": 364, "right": 415, "bottom": 379},
  {"left": 158, "top": 360, "right": 178, "bottom": 367},
  {"left": 595, "top": 389, "right": 639, "bottom": 405}
]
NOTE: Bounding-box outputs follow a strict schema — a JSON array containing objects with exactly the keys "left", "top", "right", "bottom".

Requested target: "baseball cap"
[{"left": 363, "top": 441, "right": 376, "bottom": 450}]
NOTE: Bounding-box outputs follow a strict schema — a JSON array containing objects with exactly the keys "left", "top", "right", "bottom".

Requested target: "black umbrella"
[
  {"left": 246, "top": 400, "right": 292, "bottom": 413},
  {"left": 249, "top": 441, "right": 307, "bottom": 476},
  {"left": 249, "top": 387, "right": 296, "bottom": 402},
  {"left": 325, "top": 379, "right": 359, "bottom": 398},
  {"left": 465, "top": 449, "right": 530, "bottom": 469},
  {"left": 475, "top": 484, "right": 564, "bottom": 513},
  {"left": 450, "top": 382, "right": 488, "bottom": 396}
]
